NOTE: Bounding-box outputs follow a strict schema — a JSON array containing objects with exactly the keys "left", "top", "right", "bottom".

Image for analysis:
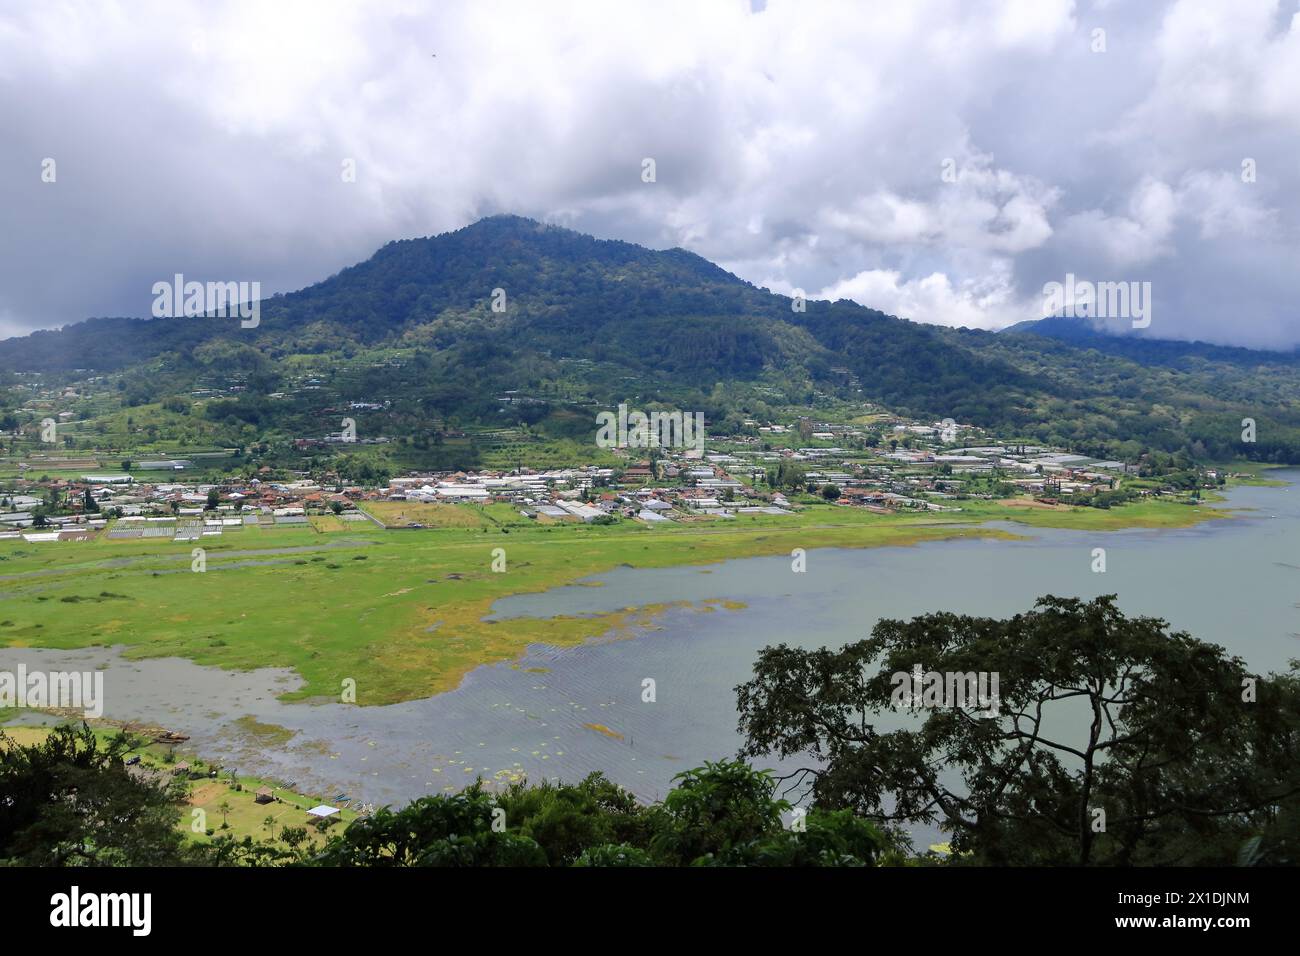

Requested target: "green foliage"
[
  {"left": 704, "top": 809, "right": 885, "bottom": 867},
  {"left": 0, "top": 724, "right": 187, "bottom": 866},
  {"left": 494, "top": 772, "right": 645, "bottom": 865},
  {"left": 736, "top": 595, "right": 1300, "bottom": 866},
  {"left": 651, "top": 759, "right": 789, "bottom": 864},
  {"left": 303, "top": 760, "right": 886, "bottom": 867},
  {"left": 5, "top": 216, "right": 1298, "bottom": 465},
  {"left": 310, "top": 783, "right": 545, "bottom": 867},
  {"left": 572, "top": 843, "right": 654, "bottom": 867},
  {"left": 333, "top": 454, "right": 391, "bottom": 485},
  {"left": 766, "top": 461, "right": 807, "bottom": 491}
]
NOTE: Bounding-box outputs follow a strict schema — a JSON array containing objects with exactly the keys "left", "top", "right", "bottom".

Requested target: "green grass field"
[
  {"left": 956, "top": 493, "right": 1233, "bottom": 530},
  {"left": 0, "top": 493, "right": 1235, "bottom": 706},
  {"left": 0, "top": 722, "right": 356, "bottom": 849}
]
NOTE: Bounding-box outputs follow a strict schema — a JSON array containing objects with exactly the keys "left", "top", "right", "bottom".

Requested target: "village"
[{"left": 0, "top": 411, "right": 1219, "bottom": 544}]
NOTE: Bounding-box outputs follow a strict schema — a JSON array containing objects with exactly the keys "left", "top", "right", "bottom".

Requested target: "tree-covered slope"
[{"left": 2, "top": 215, "right": 1299, "bottom": 462}]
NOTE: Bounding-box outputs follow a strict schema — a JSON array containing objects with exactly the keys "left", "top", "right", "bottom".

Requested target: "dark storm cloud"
[{"left": 1, "top": 0, "right": 1297, "bottom": 347}]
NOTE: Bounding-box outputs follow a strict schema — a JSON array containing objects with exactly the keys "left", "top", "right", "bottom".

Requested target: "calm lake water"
[{"left": 4, "top": 471, "right": 1297, "bottom": 838}]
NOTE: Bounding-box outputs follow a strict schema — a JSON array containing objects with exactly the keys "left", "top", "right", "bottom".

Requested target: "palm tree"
[
  {"left": 218, "top": 800, "right": 232, "bottom": 829},
  {"left": 262, "top": 815, "right": 277, "bottom": 840}
]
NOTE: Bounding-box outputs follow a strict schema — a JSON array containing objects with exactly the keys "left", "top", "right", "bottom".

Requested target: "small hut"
[{"left": 254, "top": 786, "right": 275, "bottom": 805}]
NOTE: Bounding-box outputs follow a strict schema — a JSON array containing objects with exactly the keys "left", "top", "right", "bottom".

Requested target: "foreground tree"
[
  {"left": 646, "top": 760, "right": 890, "bottom": 866},
  {"left": 310, "top": 783, "right": 548, "bottom": 867},
  {"left": 0, "top": 727, "right": 892, "bottom": 867},
  {"left": 0, "top": 724, "right": 187, "bottom": 866},
  {"left": 310, "top": 763, "right": 891, "bottom": 867},
  {"left": 736, "top": 595, "right": 1300, "bottom": 865}
]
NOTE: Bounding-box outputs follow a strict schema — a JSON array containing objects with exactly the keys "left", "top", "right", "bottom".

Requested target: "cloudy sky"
[{"left": 1, "top": 0, "right": 1298, "bottom": 347}]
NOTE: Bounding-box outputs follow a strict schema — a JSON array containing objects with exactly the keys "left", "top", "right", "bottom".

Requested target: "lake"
[{"left": 4, "top": 471, "right": 1296, "bottom": 836}]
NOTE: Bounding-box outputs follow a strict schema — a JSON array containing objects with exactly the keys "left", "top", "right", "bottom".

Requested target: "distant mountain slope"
[
  {"left": 2, "top": 216, "right": 1300, "bottom": 463},
  {"left": 1002, "top": 316, "right": 1300, "bottom": 369},
  {"left": 0, "top": 215, "right": 1030, "bottom": 410}
]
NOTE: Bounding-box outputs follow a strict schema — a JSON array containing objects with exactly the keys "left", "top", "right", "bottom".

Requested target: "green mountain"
[
  {"left": 1001, "top": 315, "right": 1300, "bottom": 367},
  {"left": 3, "top": 215, "right": 1299, "bottom": 466}
]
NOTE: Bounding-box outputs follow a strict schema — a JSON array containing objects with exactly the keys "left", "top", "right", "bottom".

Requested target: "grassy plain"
[
  {"left": 0, "top": 722, "right": 356, "bottom": 848},
  {"left": 972, "top": 494, "right": 1231, "bottom": 530},
  {"left": 0, "top": 494, "right": 1236, "bottom": 706}
]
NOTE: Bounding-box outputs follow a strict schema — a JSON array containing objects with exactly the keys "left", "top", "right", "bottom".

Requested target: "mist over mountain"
[{"left": 1003, "top": 315, "right": 1300, "bottom": 361}]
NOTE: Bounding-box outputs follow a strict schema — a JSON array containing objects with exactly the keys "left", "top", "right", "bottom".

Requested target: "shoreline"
[
  {"left": 0, "top": 479, "right": 1271, "bottom": 709},
  {"left": 2, "top": 474, "right": 1292, "bottom": 814}
]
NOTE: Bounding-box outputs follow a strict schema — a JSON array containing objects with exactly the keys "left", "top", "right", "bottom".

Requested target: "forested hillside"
[{"left": 2, "top": 215, "right": 1298, "bottom": 463}]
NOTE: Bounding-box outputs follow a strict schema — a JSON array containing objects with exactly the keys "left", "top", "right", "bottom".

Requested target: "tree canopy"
[{"left": 736, "top": 594, "right": 1300, "bottom": 865}]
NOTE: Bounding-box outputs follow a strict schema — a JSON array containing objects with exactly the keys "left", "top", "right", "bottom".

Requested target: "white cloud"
[
  {"left": 816, "top": 262, "right": 1027, "bottom": 330},
  {"left": 1145, "top": 0, "right": 1300, "bottom": 128},
  {"left": 0, "top": 0, "right": 1297, "bottom": 347},
  {"left": 1176, "top": 170, "right": 1278, "bottom": 240},
  {"left": 1059, "top": 178, "right": 1179, "bottom": 268}
]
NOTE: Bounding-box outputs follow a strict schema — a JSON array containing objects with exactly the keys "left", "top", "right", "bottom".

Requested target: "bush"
[{"left": 573, "top": 843, "right": 653, "bottom": 867}]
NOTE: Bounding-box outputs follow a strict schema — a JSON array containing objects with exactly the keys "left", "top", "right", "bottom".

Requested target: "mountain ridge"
[
  {"left": 2, "top": 216, "right": 1299, "bottom": 463},
  {"left": 1002, "top": 315, "right": 1300, "bottom": 365}
]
